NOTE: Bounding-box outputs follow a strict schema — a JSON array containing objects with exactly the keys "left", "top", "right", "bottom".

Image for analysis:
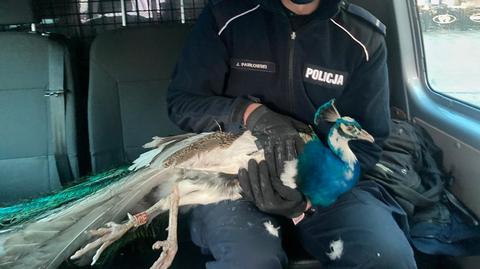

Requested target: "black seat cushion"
[
  {"left": 0, "top": 32, "right": 79, "bottom": 204},
  {"left": 88, "top": 24, "right": 191, "bottom": 173}
]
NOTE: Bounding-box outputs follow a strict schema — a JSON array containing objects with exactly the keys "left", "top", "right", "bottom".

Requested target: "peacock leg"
[
  {"left": 70, "top": 196, "right": 171, "bottom": 265},
  {"left": 70, "top": 211, "right": 148, "bottom": 265},
  {"left": 150, "top": 184, "right": 180, "bottom": 269}
]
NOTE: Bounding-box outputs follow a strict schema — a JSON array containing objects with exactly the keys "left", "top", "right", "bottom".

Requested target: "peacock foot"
[
  {"left": 70, "top": 212, "right": 149, "bottom": 265},
  {"left": 149, "top": 239, "right": 178, "bottom": 269}
]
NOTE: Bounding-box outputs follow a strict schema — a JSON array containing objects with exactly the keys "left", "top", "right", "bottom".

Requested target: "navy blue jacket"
[{"left": 167, "top": 0, "right": 390, "bottom": 172}]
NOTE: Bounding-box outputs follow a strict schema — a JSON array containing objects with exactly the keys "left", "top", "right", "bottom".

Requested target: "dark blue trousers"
[{"left": 189, "top": 180, "right": 417, "bottom": 269}]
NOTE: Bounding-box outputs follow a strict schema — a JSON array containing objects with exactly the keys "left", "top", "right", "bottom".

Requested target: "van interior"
[{"left": 0, "top": 0, "right": 479, "bottom": 268}]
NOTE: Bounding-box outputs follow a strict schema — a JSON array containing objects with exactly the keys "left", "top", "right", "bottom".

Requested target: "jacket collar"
[{"left": 256, "top": 0, "right": 342, "bottom": 20}]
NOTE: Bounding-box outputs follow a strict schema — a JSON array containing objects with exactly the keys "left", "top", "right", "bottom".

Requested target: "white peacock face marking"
[
  {"left": 336, "top": 117, "right": 374, "bottom": 143},
  {"left": 327, "top": 116, "right": 376, "bottom": 170},
  {"left": 328, "top": 128, "right": 357, "bottom": 169}
]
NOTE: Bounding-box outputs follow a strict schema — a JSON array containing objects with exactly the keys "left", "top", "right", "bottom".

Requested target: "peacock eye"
[{"left": 347, "top": 126, "right": 360, "bottom": 135}]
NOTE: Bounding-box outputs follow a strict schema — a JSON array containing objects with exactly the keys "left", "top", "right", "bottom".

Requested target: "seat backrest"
[
  {"left": 0, "top": 0, "right": 79, "bottom": 204},
  {"left": 88, "top": 24, "right": 191, "bottom": 173}
]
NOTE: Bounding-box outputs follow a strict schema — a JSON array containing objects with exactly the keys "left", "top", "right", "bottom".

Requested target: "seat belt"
[{"left": 46, "top": 40, "right": 73, "bottom": 185}]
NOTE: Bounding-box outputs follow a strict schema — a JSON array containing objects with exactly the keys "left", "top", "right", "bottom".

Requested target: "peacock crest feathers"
[{"left": 314, "top": 99, "right": 341, "bottom": 124}]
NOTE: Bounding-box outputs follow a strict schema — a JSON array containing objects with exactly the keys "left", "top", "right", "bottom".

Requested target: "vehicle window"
[{"left": 416, "top": 0, "right": 480, "bottom": 108}]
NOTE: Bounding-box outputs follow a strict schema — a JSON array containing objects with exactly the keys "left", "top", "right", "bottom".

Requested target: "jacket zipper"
[{"left": 288, "top": 31, "right": 296, "bottom": 113}]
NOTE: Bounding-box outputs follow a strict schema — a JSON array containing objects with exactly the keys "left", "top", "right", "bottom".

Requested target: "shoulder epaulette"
[{"left": 341, "top": 1, "right": 386, "bottom": 35}]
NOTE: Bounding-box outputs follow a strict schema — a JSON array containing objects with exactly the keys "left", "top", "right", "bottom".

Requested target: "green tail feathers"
[{"left": 0, "top": 167, "right": 131, "bottom": 229}]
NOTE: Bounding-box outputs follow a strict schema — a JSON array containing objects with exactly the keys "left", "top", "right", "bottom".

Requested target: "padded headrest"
[{"left": 0, "top": 0, "right": 37, "bottom": 25}]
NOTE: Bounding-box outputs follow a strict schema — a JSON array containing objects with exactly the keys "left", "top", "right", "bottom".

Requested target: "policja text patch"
[{"left": 303, "top": 64, "right": 349, "bottom": 89}]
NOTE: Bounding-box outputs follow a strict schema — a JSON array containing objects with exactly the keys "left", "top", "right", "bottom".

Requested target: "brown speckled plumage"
[{"left": 164, "top": 132, "right": 239, "bottom": 167}]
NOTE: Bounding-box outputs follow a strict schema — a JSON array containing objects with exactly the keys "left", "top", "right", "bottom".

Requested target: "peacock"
[
  {"left": 0, "top": 99, "right": 373, "bottom": 269},
  {"left": 298, "top": 99, "right": 374, "bottom": 206}
]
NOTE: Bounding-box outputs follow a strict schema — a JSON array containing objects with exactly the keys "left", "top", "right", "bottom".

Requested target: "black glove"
[
  {"left": 238, "top": 159, "right": 307, "bottom": 219},
  {"left": 245, "top": 105, "right": 309, "bottom": 172}
]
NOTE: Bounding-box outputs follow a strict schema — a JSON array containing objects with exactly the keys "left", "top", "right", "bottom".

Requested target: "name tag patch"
[
  {"left": 231, "top": 59, "right": 276, "bottom": 73},
  {"left": 304, "top": 64, "right": 348, "bottom": 89}
]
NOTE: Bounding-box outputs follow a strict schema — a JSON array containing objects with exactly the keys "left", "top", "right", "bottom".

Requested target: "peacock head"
[{"left": 314, "top": 99, "right": 374, "bottom": 167}]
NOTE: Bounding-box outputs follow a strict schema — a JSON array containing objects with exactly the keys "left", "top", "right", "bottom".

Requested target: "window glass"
[{"left": 417, "top": 0, "right": 480, "bottom": 108}]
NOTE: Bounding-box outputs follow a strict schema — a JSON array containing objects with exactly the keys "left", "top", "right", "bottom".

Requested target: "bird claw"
[
  {"left": 70, "top": 215, "right": 139, "bottom": 265},
  {"left": 152, "top": 241, "right": 166, "bottom": 250},
  {"left": 87, "top": 227, "right": 111, "bottom": 236},
  {"left": 71, "top": 186, "right": 178, "bottom": 268},
  {"left": 150, "top": 239, "right": 178, "bottom": 269}
]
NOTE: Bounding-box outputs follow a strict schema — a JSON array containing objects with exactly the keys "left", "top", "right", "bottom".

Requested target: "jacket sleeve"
[
  {"left": 167, "top": 4, "right": 252, "bottom": 133},
  {"left": 337, "top": 38, "right": 391, "bottom": 172}
]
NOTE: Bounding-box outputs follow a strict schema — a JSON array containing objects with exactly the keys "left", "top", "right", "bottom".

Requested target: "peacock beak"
[{"left": 358, "top": 130, "right": 375, "bottom": 143}]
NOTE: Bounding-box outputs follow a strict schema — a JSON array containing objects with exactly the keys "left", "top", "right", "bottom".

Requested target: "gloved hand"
[
  {"left": 245, "top": 105, "right": 309, "bottom": 172},
  {"left": 238, "top": 159, "right": 307, "bottom": 218}
]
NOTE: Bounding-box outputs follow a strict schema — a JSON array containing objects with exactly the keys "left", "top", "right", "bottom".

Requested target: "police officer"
[{"left": 167, "top": 0, "right": 417, "bottom": 268}]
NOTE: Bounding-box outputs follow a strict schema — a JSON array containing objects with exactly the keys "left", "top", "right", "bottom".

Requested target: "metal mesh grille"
[{"left": 1, "top": 0, "right": 207, "bottom": 39}]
